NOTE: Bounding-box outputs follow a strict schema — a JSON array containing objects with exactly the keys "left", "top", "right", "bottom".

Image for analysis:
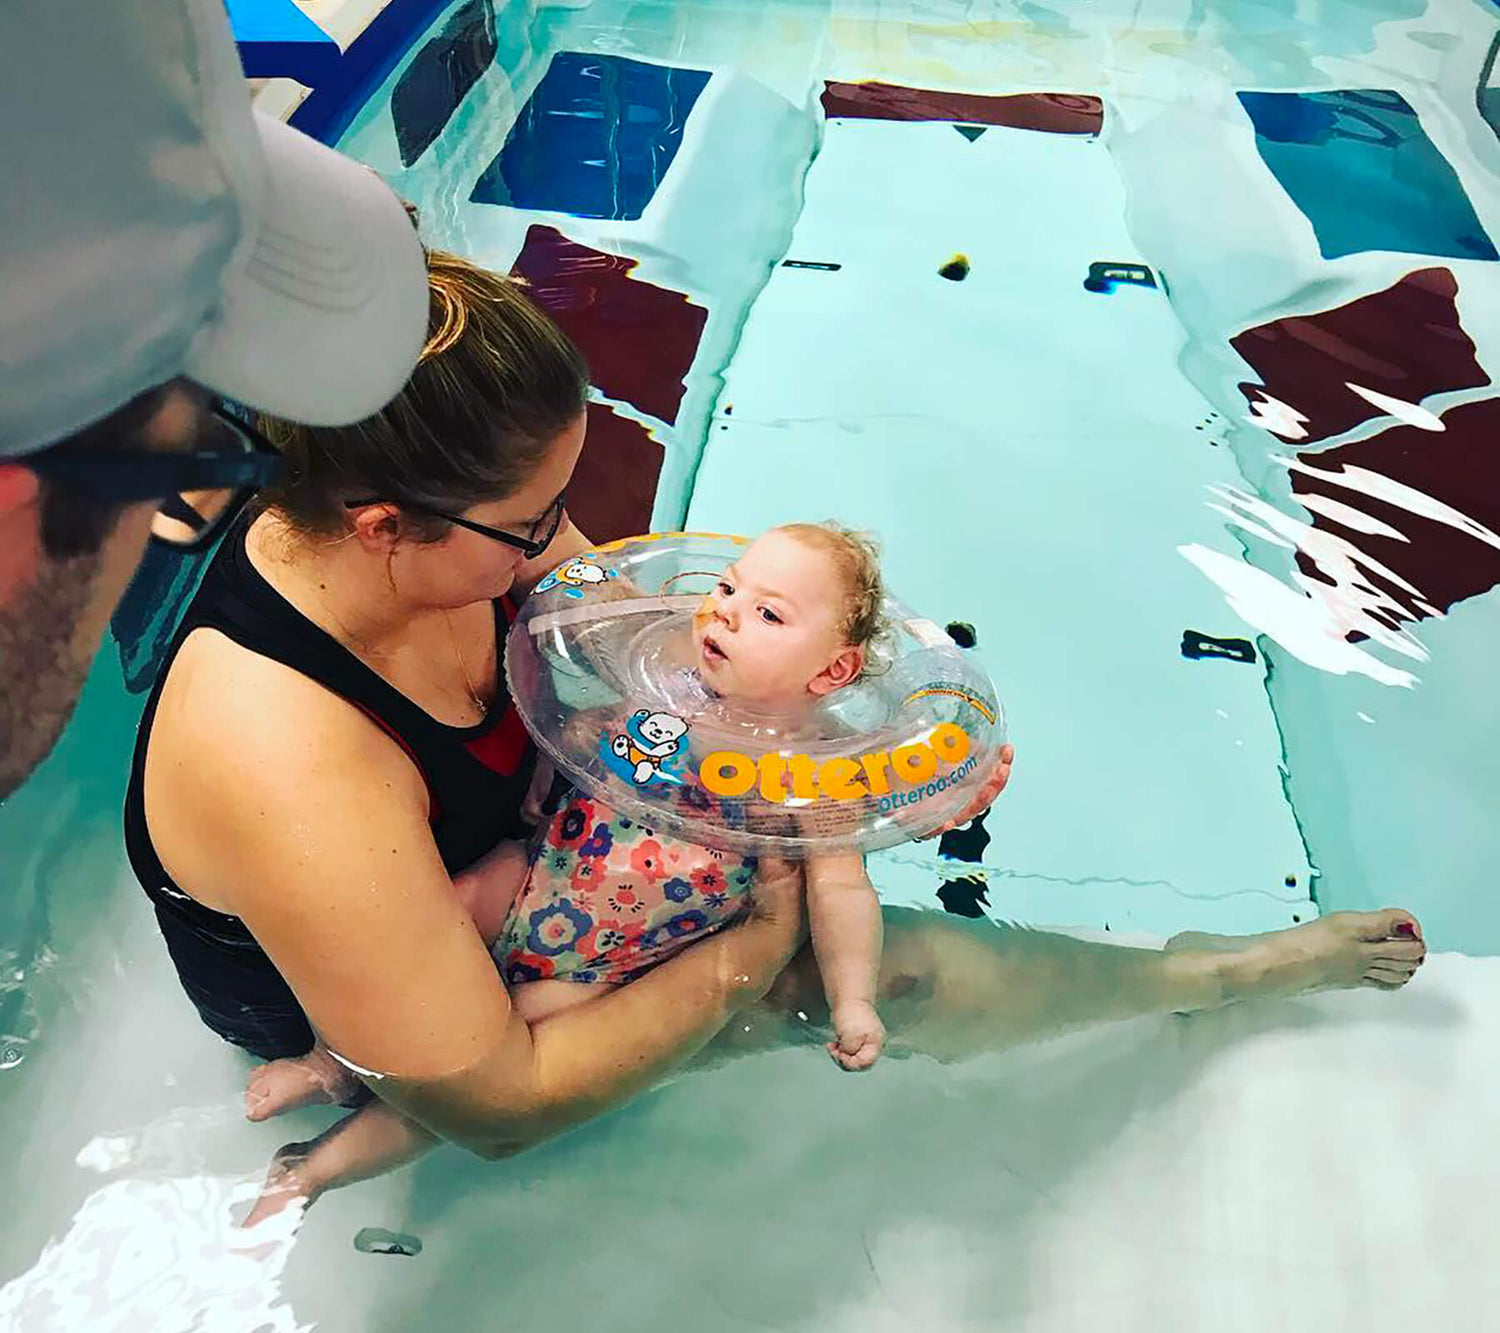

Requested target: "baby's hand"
[{"left": 828, "top": 1001, "right": 886, "bottom": 1071}]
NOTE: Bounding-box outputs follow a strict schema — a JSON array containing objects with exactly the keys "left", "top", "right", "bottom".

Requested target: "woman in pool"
[
  {"left": 125, "top": 247, "right": 1424, "bottom": 1218},
  {"left": 239, "top": 521, "right": 902, "bottom": 1219}
]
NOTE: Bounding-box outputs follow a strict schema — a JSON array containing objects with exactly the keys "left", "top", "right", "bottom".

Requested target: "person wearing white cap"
[{"left": 0, "top": 0, "right": 428, "bottom": 798}]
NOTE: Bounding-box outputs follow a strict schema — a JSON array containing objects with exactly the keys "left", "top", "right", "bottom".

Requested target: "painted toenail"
[{"left": 1394, "top": 922, "right": 1416, "bottom": 937}]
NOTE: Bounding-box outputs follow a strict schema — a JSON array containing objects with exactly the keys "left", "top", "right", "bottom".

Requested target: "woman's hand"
[
  {"left": 748, "top": 854, "right": 809, "bottom": 932},
  {"left": 732, "top": 854, "right": 809, "bottom": 987},
  {"left": 918, "top": 742, "right": 1014, "bottom": 840},
  {"left": 521, "top": 756, "right": 557, "bottom": 825}
]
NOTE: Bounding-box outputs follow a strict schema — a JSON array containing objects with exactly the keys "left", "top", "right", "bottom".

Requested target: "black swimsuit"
[{"left": 123, "top": 520, "right": 538, "bottom": 1060}]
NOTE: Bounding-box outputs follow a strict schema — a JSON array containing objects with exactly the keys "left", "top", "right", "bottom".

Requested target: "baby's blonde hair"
[{"left": 774, "top": 522, "right": 888, "bottom": 657}]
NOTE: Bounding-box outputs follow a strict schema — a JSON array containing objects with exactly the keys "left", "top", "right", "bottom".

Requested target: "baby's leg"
[
  {"left": 243, "top": 981, "right": 617, "bottom": 1226},
  {"left": 243, "top": 1099, "right": 439, "bottom": 1229},
  {"left": 511, "top": 979, "right": 618, "bottom": 1023},
  {"left": 245, "top": 1042, "right": 362, "bottom": 1122}
]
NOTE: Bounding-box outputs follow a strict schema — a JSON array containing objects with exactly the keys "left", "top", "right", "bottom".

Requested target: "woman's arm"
[
  {"left": 386, "top": 854, "right": 807, "bottom": 1152},
  {"left": 155, "top": 642, "right": 804, "bottom": 1160}
]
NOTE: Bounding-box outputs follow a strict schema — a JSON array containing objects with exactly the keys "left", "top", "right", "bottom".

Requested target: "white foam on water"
[
  {"left": 1345, "top": 382, "right": 1445, "bottom": 431},
  {"left": 1295, "top": 491, "right": 1410, "bottom": 540},
  {"left": 1205, "top": 503, "right": 1295, "bottom": 548},
  {"left": 1245, "top": 391, "right": 1310, "bottom": 440},
  {"left": 1182, "top": 450, "right": 1500, "bottom": 691},
  {"left": 0, "top": 1174, "right": 309, "bottom": 1333},
  {"left": 1186, "top": 475, "right": 1445, "bottom": 686},
  {"left": 1222, "top": 489, "right": 1426, "bottom": 632},
  {"left": 1278, "top": 455, "right": 1500, "bottom": 553},
  {"left": 1178, "top": 544, "right": 1418, "bottom": 688}
]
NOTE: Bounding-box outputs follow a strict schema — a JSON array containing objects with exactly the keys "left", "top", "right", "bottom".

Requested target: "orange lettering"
[
  {"left": 787, "top": 754, "right": 819, "bottom": 801},
  {"left": 758, "top": 754, "right": 788, "bottom": 804},
  {"left": 701, "top": 751, "right": 757, "bottom": 798},
  {"left": 930, "top": 723, "right": 971, "bottom": 766},
  {"left": 817, "top": 757, "right": 868, "bottom": 800},
  {"left": 860, "top": 751, "right": 892, "bottom": 796},
  {"left": 892, "top": 744, "right": 937, "bottom": 785}
]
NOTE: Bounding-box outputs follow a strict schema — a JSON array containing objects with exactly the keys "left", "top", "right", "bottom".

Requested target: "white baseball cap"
[{"left": 0, "top": 0, "right": 429, "bottom": 458}]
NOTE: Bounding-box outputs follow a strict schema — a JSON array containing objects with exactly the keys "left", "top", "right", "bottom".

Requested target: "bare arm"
[
  {"left": 150, "top": 639, "right": 803, "bottom": 1160},
  {"left": 806, "top": 853, "right": 883, "bottom": 1015},
  {"left": 388, "top": 857, "right": 807, "bottom": 1151}
]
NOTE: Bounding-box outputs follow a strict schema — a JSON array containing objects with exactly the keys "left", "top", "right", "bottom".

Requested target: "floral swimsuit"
[{"left": 497, "top": 790, "right": 757, "bottom": 985}]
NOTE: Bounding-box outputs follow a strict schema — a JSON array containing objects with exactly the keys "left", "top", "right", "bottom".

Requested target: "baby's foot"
[
  {"left": 245, "top": 1046, "right": 359, "bottom": 1122},
  {"left": 241, "top": 1141, "right": 318, "bottom": 1231},
  {"left": 1166, "top": 909, "right": 1425, "bottom": 1003}
]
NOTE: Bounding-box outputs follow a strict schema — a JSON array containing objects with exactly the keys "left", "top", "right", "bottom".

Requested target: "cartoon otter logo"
[
  {"left": 534, "top": 560, "right": 613, "bottom": 598},
  {"left": 606, "top": 710, "right": 689, "bottom": 786}
]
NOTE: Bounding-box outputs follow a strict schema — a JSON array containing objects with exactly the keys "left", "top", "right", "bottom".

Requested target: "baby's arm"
[{"left": 806, "top": 853, "right": 886, "bottom": 1070}]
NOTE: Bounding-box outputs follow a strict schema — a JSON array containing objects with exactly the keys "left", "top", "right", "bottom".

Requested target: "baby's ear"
[{"left": 808, "top": 645, "right": 864, "bottom": 697}]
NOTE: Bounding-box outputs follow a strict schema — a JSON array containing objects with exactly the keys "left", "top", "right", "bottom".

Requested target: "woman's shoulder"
[
  {"left": 158, "top": 626, "right": 341, "bottom": 730},
  {"left": 144, "top": 625, "right": 435, "bottom": 912},
  {"left": 150, "top": 626, "right": 420, "bottom": 796}
]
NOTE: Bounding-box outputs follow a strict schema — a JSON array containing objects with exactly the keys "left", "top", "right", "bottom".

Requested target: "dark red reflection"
[
  {"left": 820, "top": 82, "right": 1102, "bottom": 135},
  {"left": 1292, "top": 397, "right": 1500, "bottom": 620},
  {"left": 512, "top": 225, "right": 707, "bottom": 426},
  {"left": 1233, "top": 268, "right": 1488, "bottom": 445},
  {"left": 565, "top": 403, "right": 664, "bottom": 545}
]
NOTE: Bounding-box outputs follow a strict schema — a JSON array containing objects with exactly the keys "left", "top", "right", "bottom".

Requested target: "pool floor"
[{"left": 4, "top": 0, "right": 1500, "bottom": 1327}]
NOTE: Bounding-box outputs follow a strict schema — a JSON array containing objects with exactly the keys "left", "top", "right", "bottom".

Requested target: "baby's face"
[{"left": 692, "top": 530, "right": 861, "bottom": 708}]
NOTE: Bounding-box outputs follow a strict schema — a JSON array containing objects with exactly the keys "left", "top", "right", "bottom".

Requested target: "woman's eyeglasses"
[
  {"left": 26, "top": 404, "right": 285, "bottom": 551},
  {"left": 342, "top": 490, "right": 567, "bottom": 561}
]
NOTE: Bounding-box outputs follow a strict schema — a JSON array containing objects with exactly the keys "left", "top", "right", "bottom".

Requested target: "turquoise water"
[{"left": 2, "top": 0, "right": 1499, "bottom": 1327}]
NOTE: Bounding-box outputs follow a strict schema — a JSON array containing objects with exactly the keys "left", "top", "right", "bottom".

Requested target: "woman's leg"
[
  {"left": 723, "top": 906, "right": 1426, "bottom": 1063},
  {"left": 243, "top": 907, "right": 1426, "bottom": 1221}
]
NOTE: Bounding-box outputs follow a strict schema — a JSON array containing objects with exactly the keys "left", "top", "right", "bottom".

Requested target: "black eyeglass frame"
[
  {"left": 25, "top": 404, "right": 285, "bottom": 552},
  {"left": 342, "top": 490, "right": 567, "bottom": 561}
]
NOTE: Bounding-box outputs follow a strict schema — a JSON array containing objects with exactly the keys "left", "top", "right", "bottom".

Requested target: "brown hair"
[
  {"left": 256, "top": 249, "right": 588, "bottom": 540},
  {"left": 775, "top": 521, "right": 888, "bottom": 659}
]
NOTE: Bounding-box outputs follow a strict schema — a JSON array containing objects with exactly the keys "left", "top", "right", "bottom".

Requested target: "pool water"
[{"left": 3, "top": 1, "right": 1499, "bottom": 1328}]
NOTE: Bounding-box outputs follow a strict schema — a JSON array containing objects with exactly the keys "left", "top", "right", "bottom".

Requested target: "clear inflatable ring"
[{"left": 505, "top": 533, "right": 1007, "bottom": 855}]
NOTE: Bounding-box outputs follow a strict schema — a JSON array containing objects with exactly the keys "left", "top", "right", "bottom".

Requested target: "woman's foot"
[
  {"left": 1166, "top": 909, "right": 1426, "bottom": 1004},
  {"left": 245, "top": 1046, "right": 360, "bottom": 1122},
  {"left": 241, "top": 1141, "right": 319, "bottom": 1231}
]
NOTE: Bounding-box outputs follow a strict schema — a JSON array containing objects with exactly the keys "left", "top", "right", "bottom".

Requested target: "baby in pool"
[{"left": 245, "top": 522, "right": 901, "bottom": 1216}]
